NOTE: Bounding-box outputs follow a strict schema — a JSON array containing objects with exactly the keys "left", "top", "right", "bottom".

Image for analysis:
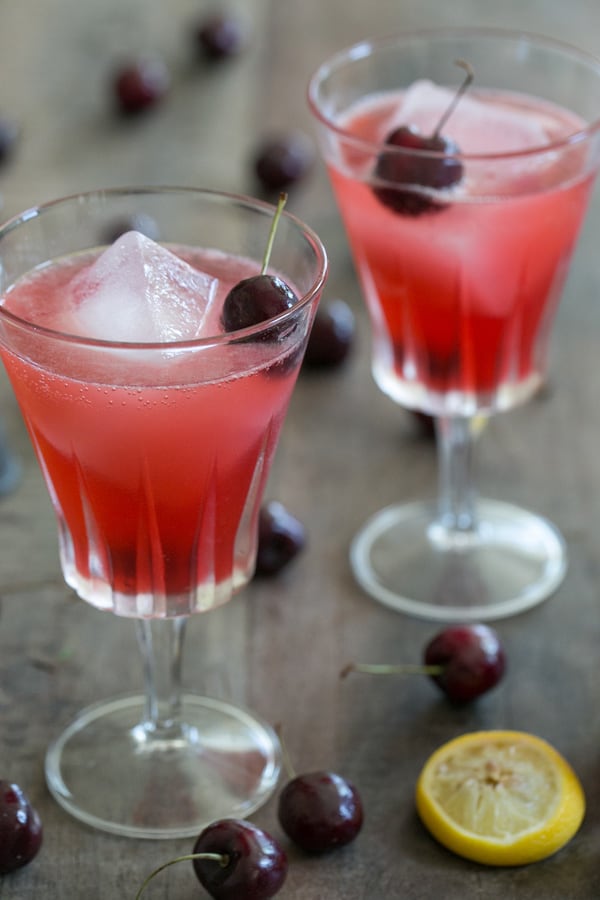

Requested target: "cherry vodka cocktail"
[
  {"left": 2, "top": 241, "right": 302, "bottom": 617},
  {"left": 0, "top": 188, "right": 327, "bottom": 837},
  {"left": 309, "top": 29, "right": 600, "bottom": 620}
]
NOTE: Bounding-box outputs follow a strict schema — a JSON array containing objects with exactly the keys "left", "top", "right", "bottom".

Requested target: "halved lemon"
[{"left": 415, "top": 730, "right": 585, "bottom": 866}]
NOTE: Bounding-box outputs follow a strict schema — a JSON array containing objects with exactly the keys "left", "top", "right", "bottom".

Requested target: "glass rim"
[
  {"left": 0, "top": 185, "right": 328, "bottom": 350},
  {"left": 307, "top": 25, "right": 600, "bottom": 163}
]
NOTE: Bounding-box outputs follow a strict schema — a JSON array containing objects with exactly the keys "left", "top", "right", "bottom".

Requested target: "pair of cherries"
[
  {"left": 187, "top": 766, "right": 364, "bottom": 899},
  {"left": 135, "top": 760, "right": 364, "bottom": 899}
]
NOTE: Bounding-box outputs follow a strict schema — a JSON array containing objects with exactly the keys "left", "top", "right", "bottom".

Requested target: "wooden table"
[{"left": 2, "top": 1, "right": 600, "bottom": 897}]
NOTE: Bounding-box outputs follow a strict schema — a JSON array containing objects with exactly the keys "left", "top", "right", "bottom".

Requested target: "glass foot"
[
  {"left": 45, "top": 694, "right": 281, "bottom": 839},
  {"left": 350, "top": 498, "right": 566, "bottom": 622}
]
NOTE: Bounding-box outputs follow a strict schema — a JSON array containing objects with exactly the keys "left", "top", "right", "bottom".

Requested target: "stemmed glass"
[
  {"left": 0, "top": 187, "right": 327, "bottom": 838},
  {"left": 309, "top": 28, "right": 600, "bottom": 621}
]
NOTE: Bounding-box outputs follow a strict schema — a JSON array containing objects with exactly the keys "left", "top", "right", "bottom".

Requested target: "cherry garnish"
[
  {"left": 0, "top": 780, "right": 43, "bottom": 875},
  {"left": 221, "top": 275, "right": 296, "bottom": 334},
  {"left": 254, "top": 132, "right": 315, "bottom": 192},
  {"left": 255, "top": 501, "right": 307, "bottom": 576},
  {"left": 194, "top": 12, "right": 247, "bottom": 61},
  {"left": 221, "top": 194, "right": 299, "bottom": 339},
  {"left": 278, "top": 771, "right": 363, "bottom": 853},
  {"left": 303, "top": 298, "right": 355, "bottom": 369},
  {"left": 373, "top": 60, "right": 473, "bottom": 216},
  {"left": 192, "top": 819, "right": 288, "bottom": 899},
  {"left": 341, "top": 623, "right": 506, "bottom": 704},
  {"left": 113, "top": 58, "right": 170, "bottom": 115}
]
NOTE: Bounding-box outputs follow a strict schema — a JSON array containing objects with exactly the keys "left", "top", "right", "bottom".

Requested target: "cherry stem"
[
  {"left": 432, "top": 58, "right": 474, "bottom": 138},
  {"left": 274, "top": 722, "right": 297, "bottom": 779},
  {"left": 134, "top": 852, "right": 228, "bottom": 899},
  {"left": 340, "top": 662, "right": 444, "bottom": 679},
  {"left": 260, "top": 191, "right": 288, "bottom": 275}
]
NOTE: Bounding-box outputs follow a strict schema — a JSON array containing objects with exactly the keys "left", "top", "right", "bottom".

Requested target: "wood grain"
[{"left": 1, "top": 1, "right": 600, "bottom": 897}]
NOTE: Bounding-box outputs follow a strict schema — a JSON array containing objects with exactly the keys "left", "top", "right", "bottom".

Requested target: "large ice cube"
[
  {"left": 387, "top": 80, "right": 550, "bottom": 154},
  {"left": 67, "top": 231, "right": 218, "bottom": 342}
]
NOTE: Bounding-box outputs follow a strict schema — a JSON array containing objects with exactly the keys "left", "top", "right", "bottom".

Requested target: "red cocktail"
[
  {"left": 0, "top": 188, "right": 327, "bottom": 837},
  {"left": 309, "top": 29, "right": 600, "bottom": 620}
]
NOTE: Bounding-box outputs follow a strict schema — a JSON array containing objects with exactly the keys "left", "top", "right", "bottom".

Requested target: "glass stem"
[
  {"left": 136, "top": 617, "right": 187, "bottom": 738},
  {"left": 435, "top": 415, "right": 479, "bottom": 534}
]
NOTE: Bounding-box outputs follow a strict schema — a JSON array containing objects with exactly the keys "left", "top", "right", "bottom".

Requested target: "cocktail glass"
[
  {"left": 0, "top": 187, "right": 327, "bottom": 837},
  {"left": 309, "top": 28, "right": 600, "bottom": 621}
]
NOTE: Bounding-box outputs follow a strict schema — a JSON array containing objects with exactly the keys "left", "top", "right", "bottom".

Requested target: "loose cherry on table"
[
  {"left": 373, "top": 59, "right": 473, "bottom": 216},
  {"left": 278, "top": 770, "right": 364, "bottom": 854},
  {"left": 0, "top": 780, "right": 43, "bottom": 875},
  {"left": 255, "top": 501, "right": 307, "bottom": 576},
  {"left": 0, "top": 117, "right": 19, "bottom": 164},
  {"left": 253, "top": 132, "right": 315, "bottom": 192},
  {"left": 341, "top": 623, "right": 506, "bottom": 704},
  {"left": 275, "top": 727, "right": 364, "bottom": 854},
  {"left": 112, "top": 58, "right": 170, "bottom": 115},
  {"left": 134, "top": 818, "right": 288, "bottom": 900},
  {"left": 302, "top": 299, "right": 356, "bottom": 369},
  {"left": 194, "top": 12, "right": 247, "bottom": 61},
  {"left": 192, "top": 819, "right": 288, "bottom": 900}
]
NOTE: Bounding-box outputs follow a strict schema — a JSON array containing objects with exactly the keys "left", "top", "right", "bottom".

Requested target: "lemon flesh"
[{"left": 416, "top": 730, "right": 585, "bottom": 866}]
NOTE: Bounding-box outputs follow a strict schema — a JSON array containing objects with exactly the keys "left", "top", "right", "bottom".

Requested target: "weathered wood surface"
[{"left": 1, "top": 1, "right": 600, "bottom": 897}]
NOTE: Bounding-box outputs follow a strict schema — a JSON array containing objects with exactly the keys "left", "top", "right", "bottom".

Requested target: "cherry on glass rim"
[
  {"left": 373, "top": 59, "right": 473, "bottom": 216},
  {"left": 221, "top": 193, "right": 300, "bottom": 340}
]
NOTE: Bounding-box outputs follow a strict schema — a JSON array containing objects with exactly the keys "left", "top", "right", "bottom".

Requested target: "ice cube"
[
  {"left": 388, "top": 80, "right": 550, "bottom": 154},
  {"left": 67, "top": 231, "right": 218, "bottom": 342}
]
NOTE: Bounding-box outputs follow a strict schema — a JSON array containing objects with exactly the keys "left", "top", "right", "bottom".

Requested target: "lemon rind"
[{"left": 415, "top": 730, "right": 585, "bottom": 867}]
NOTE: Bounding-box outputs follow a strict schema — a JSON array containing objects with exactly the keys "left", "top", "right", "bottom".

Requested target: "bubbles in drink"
[{"left": 66, "top": 231, "right": 219, "bottom": 342}]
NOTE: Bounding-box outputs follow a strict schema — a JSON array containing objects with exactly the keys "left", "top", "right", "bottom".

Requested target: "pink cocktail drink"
[
  {"left": 309, "top": 30, "right": 600, "bottom": 622},
  {"left": 1, "top": 246, "right": 301, "bottom": 617},
  {"left": 325, "top": 85, "right": 594, "bottom": 414},
  {"left": 0, "top": 188, "right": 327, "bottom": 838}
]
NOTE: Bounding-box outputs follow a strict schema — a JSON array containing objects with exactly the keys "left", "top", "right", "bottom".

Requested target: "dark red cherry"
[
  {"left": 303, "top": 299, "right": 355, "bottom": 369},
  {"left": 192, "top": 818, "right": 287, "bottom": 899},
  {"left": 255, "top": 501, "right": 306, "bottom": 576},
  {"left": 0, "top": 781, "right": 43, "bottom": 874},
  {"left": 195, "top": 13, "right": 247, "bottom": 60},
  {"left": 254, "top": 133, "right": 315, "bottom": 192},
  {"left": 341, "top": 623, "right": 505, "bottom": 704},
  {"left": 424, "top": 624, "right": 506, "bottom": 703},
  {"left": 410, "top": 409, "right": 436, "bottom": 439},
  {"left": 0, "top": 118, "right": 19, "bottom": 164},
  {"left": 113, "top": 59, "right": 170, "bottom": 114},
  {"left": 278, "top": 771, "right": 363, "bottom": 853},
  {"left": 373, "top": 125, "right": 463, "bottom": 216},
  {"left": 221, "top": 274, "right": 297, "bottom": 338}
]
